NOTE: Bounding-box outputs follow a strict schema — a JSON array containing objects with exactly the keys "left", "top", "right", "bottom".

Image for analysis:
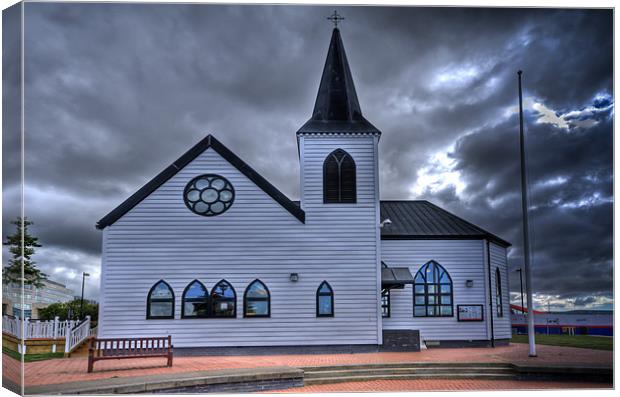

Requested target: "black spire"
[{"left": 297, "top": 28, "right": 380, "bottom": 135}]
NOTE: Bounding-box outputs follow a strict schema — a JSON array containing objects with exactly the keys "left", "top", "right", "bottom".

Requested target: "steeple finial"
[{"left": 326, "top": 10, "right": 345, "bottom": 28}]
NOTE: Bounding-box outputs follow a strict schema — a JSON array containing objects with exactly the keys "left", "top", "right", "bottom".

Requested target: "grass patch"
[
  {"left": 511, "top": 334, "right": 613, "bottom": 351},
  {"left": 2, "top": 346, "right": 65, "bottom": 362}
]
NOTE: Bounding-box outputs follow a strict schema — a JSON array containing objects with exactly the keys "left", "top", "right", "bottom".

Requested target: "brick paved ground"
[
  {"left": 1, "top": 352, "right": 21, "bottom": 392},
  {"left": 272, "top": 379, "right": 613, "bottom": 392},
  {"left": 1, "top": 343, "right": 612, "bottom": 388}
]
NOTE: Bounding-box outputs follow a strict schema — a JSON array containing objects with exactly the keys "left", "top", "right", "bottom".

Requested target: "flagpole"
[{"left": 518, "top": 70, "right": 536, "bottom": 357}]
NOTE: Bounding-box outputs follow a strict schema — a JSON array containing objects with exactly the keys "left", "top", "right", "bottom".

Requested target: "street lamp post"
[
  {"left": 516, "top": 268, "right": 525, "bottom": 314},
  {"left": 80, "top": 272, "right": 90, "bottom": 320}
]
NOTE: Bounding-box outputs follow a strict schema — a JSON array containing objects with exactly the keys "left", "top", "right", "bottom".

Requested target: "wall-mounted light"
[
  {"left": 289, "top": 273, "right": 299, "bottom": 282},
  {"left": 380, "top": 219, "right": 392, "bottom": 228},
  {"left": 465, "top": 280, "right": 474, "bottom": 288}
]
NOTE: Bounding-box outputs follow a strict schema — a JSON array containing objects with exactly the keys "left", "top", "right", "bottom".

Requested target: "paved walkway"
[
  {"left": 2, "top": 343, "right": 613, "bottom": 388},
  {"left": 273, "top": 379, "right": 613, "bottom": 392}
]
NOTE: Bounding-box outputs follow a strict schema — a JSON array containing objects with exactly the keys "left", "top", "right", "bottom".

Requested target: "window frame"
[
  {"left": 243, "top": 279, "right": 271, "bottom": 318},
  {"left": 413, "top": 261, "right": 454, "bottom": 318},
  {"left": 146, "top": 280, "right": 175, "bottom": 320},
  {"left": 495, "top": 268, "right": 504, "bottom": 318},
  {"left": 183, "top": 174, "right": 235, "bottom": 217},
  {"left": 210, "top": 279, "right": 237, "bottom": 318},
  {"left": 323, "top": 149, "right": 357, "bottom": 204},
  {"left": 316, "top": 281, "right": 334, "bottom": 317},
  {"left": 381, "top": 289, "right": 391, "bottom": 318},
  {"left": 181, "top": 279, "right": 209, "bottom": 319}
]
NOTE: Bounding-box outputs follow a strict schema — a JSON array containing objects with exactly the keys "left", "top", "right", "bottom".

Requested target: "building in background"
[
  {"left": 510, "top": 304, "right": 613, "bottom": 336},
  {"left": 2, "top": 279, "right": 74, "bottom": 318}
]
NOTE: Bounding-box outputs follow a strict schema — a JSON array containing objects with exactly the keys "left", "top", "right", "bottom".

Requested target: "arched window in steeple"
[{"left": 323, "top": 149, "right": 356, "bottom": 203}]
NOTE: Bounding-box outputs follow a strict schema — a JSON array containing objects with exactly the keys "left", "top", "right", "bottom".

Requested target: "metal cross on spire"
[{"left": 327, "top": 10, "right": 345, "bottom": 28}]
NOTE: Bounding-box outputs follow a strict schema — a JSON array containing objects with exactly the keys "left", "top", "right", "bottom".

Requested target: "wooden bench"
[{"left": 87, "top": 335, "right": 173, "bottom": 372}]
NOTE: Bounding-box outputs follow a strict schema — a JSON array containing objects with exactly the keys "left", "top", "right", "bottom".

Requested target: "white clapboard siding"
[
  {"left": 490, "top": 242, "right": 511, "bottom": 339},
  {"left": 99, "top": 136, "right": 380, "bottom": 347},
  {"left": 381, "top": 239, "right": 490, "bottom": 341}
]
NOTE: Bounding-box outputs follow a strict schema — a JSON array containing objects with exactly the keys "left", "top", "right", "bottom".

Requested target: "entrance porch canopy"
[{"left": 381, "top": 261, "right": 415, "bottom": 291}]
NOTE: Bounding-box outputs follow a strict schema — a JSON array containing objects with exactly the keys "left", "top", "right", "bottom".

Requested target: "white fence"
[
  {"left": 2, "top": 315, "right": 93, "bottom": 354},
  {"left": 2, "top": 316, "right": 78, "bottom": 339}
]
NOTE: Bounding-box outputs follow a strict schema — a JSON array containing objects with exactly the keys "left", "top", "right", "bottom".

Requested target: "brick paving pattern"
[
  {"left": 1, "top": 343, "right": 612, "bottom": 389},
  {"left": 272, "top": 379, "right": 612, "bottom": 392}
]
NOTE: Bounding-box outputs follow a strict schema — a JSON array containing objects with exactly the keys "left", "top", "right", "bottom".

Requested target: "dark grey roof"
[
  {"left": 380, "top": 200, "right": 510, "bottom": 247},
  {"left": 96, "top": 135, "right": 305, "bottom": 229},
  {"left": 297, "top": 28, "right": 380, "bottom": 136}
]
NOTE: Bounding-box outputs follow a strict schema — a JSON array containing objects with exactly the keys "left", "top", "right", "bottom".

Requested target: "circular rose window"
[{"left": 184, "top": 174, "right": 235, "bottom": 216}]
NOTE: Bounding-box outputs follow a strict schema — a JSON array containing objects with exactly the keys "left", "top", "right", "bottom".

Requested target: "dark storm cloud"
[{"left": 2, "top": 4, "right": 612, "bottom": 306}]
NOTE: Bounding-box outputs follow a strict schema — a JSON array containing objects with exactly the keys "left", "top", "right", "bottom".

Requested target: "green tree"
[
  {"left": 38, "top": 299, "right": 99, "bottom": 322},
  {"left": 3, "top": 217, "right": 46, "bottom": 287}
]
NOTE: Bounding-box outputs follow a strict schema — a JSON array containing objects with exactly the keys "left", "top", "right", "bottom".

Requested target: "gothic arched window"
[
  {"left": 495, "top": 268, "right": 504, "bottom": 317},
  {"left": 323, "top": 149, "right": 356, "bottom": 203},
  {"left": 413, "top": 261, "right": 453, "bottom": 317},
  {"left": 147, "top": 280, "right": 175, "bottom": 319},
  {"left": 182, "top": 280, "right": 209, "bottom": 318},
  {"left": 244, "top": 279, "right": 270, "bottom": 317},
  {"left": 316, "top": 281, "right": 334, "bottom": 317},
  {"left": 211, "top": 280, "right": 236, "bottom": 318}
]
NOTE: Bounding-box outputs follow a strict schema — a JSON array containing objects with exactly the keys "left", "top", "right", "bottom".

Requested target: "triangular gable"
[{"left": 96, "top": 135, "right": 305, "bottom": 229}]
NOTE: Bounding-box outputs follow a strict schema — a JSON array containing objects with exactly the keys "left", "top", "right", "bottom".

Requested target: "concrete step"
[
  {"left": 67, "top": 337, "right": 93, "bottom": 357},
  {"left": 305, "top": 373, "right": 517, "bottom": 385},
  {"left": 304, "top": 366, "right": 515, "bottom": 379},
  {"left": 301, "top": 362, "right": 513, "bottom": 372}
]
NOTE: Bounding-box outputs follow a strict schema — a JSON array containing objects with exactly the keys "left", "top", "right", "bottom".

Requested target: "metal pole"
[
  {"left": 517, "top": 268, "right": 525, "bottom": 314},
  {"left": 80, "top": 272, "right": 90, "bottom": 320},
  {"left": 80, "top": 273, "right": 86, "bottom": 320},
  {"left": 518, "top": 70, "right": 536, "bottom": 357}
]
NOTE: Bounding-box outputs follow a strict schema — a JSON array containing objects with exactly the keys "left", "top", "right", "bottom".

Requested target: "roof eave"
[{"left": 380, "top": 234, "right": 511, "bottom": 247}]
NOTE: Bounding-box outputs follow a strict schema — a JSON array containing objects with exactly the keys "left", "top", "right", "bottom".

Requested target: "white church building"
[{"left": 96, "top": 27, "right": 511, "bottom": 350}]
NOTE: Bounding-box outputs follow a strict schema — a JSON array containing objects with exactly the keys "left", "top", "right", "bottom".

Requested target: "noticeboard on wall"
[{"left": 457, "top": 305, "right": 484, "bottom": 322}]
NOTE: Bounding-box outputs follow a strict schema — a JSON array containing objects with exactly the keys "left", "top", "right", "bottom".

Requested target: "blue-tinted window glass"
[
  {"left": 246, "top": 281, "right": 268, "bottom": 298},
  {"left": 185, "top": 281, "right": 206, "bottom": 299},
  {"left": 246, "top": 300, "right": 269, "bottom": 316},
  {"left": 213, "top": 282, "right": 235, "bottom": 299},
  {"left": 147, "top": 280, "right": 174, "bottom": 319},
  {"left": 317, "top": 281, "right": 334, "bottom": 316},
  {"left": 211, "top": 280, "right": 236, "bottom": 317},
  {"left": 152, "top": 281, "right": 173, "bottom": 298},
  {"left": 244, "top": 280, "right": 270, "bottom": 317},
  {"left": 318, "top": 296, "right": 332, "bottom": 315},
  {"left": 182, "top": 280, "right": 208, "bottom": 318},
  {"left": 413, "top": 261, "right": 453, "bottom": 318}
]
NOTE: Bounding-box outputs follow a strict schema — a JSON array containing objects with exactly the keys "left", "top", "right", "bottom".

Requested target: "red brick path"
[
  {"left": 273, "top": 379, "right": 612, "bottom": 392},
  {"left": 1, "top": 343, "right": 612, "bottom": 388}
]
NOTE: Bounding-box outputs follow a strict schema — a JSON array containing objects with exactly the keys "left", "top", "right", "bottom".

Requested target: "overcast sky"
[{"left": 3, "top": 4, "right": 613, "bottom": 310}]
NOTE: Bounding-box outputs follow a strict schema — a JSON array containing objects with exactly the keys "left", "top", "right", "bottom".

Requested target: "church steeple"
[{"left": 297, "top": 28, "right": 380, "bottom": 135}]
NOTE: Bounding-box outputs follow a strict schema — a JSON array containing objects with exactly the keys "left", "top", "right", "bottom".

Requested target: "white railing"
[
  {"left": 2, "top": 315, "right": 78, "bottom": 339},
  {"left": 2, "top": 316, "right": 19, "bottom": 337},
  {"left": 65, "top": 316, "right": 91, "bottom": 353},
  {"left": 89, "top": 326, "right": 98, "bottom": 338}
]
